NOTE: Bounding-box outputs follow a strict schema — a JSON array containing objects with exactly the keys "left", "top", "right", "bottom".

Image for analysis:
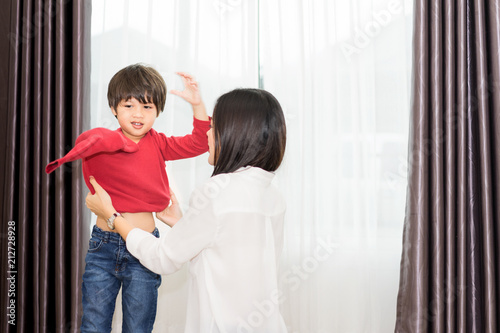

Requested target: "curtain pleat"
[
  {"left": 488, "top": 0, "right": 500, "bottom": 328},
  {"left": 395, "top": 0, "right": 500, "bottom": 332},
  {"left": 395, "top": 0, "right": 429, "bottom": 329},
  {"left": 0, "top": 0, "right": 21, "bottom": 331},
  {"left": 0, "top": 0, "right": 91, "bottom": 332},
  {"left": 443, "top": 1, "right": 456, "bottom": 331},
  {"left": 55, "top": 1, "right": 69, "bottom": 329},
  {"left": 18, "top": 0, "right": 33, "bottom": 330},
  {"left": 456, "top": 1, "right": 468, "bottom": 331},
  {"left": 71, "top": 1, "right": 91, "bottom": 329},
  {"left": 430, "top": 1, "right": 444, "bottom": 331},
  {"left": 40, "top": 0, "right": 54, "bottom": 330},
  {"left": 32, "top": 0, "right": 43, "bottom": 329}
]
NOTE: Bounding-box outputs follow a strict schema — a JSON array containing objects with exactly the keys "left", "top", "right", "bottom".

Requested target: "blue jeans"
[{"left": 81, "top": 226, "right": 161, "bottom": 333}]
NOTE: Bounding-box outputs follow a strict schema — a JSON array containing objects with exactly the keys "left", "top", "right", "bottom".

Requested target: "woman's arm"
[
  {"left": 85, "top": 176, "right": 138, "bottom": 240},
  {"left": 85, "top": 176, "right": 218, "bottom": 275},
  {"left": 86, "top": 176, "right": 183, "bottom": 232}
]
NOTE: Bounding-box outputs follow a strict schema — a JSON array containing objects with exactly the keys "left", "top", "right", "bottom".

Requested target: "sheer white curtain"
[
  {"left": 90, "top": 0, "right": 413, "bottom": 332},
  {"left": 259, "top": 1, "right": 412, "bottom": 332}
]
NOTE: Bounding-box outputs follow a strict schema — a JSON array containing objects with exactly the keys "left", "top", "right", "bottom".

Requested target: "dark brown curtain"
[
  {"left": 0, "top": 0, "right": 91, "bottom": 332},
  {"left": 395, "top": 0, "right": 500, "bottom": 332}
]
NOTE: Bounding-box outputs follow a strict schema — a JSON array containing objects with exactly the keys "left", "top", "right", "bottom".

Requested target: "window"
[{"left": 91, "top": 1, "right": 412, "bottom": 331}]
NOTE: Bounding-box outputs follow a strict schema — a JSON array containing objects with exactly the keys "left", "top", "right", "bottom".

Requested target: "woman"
[{"left": 86, "top": 88, "right": 288, "bottom": 332}]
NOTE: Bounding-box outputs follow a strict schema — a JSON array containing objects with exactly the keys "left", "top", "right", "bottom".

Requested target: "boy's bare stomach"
[{"left": 96, "top": 212, "right": 156, "bottom": 233}]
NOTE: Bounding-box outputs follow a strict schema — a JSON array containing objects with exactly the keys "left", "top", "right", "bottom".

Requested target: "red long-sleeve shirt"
[{"left": 46, "top": 118, "right": 210, "bottom": 213}]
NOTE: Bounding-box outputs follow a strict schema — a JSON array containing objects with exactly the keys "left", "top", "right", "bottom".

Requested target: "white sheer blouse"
[{"left": 126, "top": 167, "right": 288, "bottom": 333}]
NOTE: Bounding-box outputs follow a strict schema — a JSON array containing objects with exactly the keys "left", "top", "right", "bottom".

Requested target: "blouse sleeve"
[
  {"left": 156, "top": 117, "right": 211, "bottom": 161},
  {"left": 125, "top": 184, "right": 218, "bottom": 275}
]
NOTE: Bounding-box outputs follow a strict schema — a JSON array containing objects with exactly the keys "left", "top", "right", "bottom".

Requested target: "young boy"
[{"left": 46, "top": 64, "right": 210, "bottom": 332}]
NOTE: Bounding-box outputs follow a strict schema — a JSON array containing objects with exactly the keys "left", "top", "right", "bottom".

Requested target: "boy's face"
[{"left": 112, "top": 97, "right": 157, "bottom": 143}]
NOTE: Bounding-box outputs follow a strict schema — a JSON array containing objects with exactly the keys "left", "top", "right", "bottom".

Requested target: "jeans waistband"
[{"left": 91, "top": 225, "right": 159, "bottom": 243}]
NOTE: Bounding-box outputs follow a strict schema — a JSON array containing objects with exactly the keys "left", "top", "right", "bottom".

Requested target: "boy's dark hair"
[
  {"left": 212, "top": 88, "right": 287, "bottom": 176},
  {"left": 107, "top": 63, "right": 167, "bottom": 115}
]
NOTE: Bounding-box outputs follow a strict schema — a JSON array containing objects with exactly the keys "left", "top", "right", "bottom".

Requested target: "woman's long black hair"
[{"left": 211, "top": 89, "right": 287, "bottom": 176}]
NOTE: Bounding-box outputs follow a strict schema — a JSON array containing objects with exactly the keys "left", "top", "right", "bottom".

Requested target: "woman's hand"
[
  {"left": 156, "top": 189, "right": 183, "bottom": 228},
  {"left": 85, "top": 176, "right": 116, "bottom": 219}
]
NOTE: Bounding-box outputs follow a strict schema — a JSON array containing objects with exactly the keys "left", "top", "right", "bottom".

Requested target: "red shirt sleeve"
[{"left": 155, "top": 117, "right": 211, "bottom": 161}]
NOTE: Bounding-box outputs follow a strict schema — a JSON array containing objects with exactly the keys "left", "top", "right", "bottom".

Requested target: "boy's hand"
[
  {"left": 170, "top": 72, "right": 209, "bottom": 121},
  {"left": 86, "top": 176, "right": 116, "bottom": 219},
  {"left": 170, "top": 72, "right": 202, "bottom": 106},
  {"left": 156, "top": 189, "right": 183, "bottom": 228}
]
